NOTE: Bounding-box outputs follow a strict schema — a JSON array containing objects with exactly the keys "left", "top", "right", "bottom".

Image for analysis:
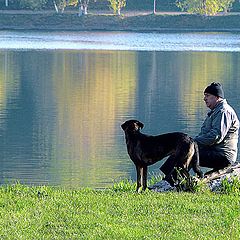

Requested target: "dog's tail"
[{"left": 192, "top": 142, "right": 204, "bottom": 178}]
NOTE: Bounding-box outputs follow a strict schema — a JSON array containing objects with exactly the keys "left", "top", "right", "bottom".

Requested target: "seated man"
[
  {"left": 195, "top": 82, "right": 239, "bottom": 171},
  {"left": 160, "top": 82, "right": 239, "bottom": 184}
]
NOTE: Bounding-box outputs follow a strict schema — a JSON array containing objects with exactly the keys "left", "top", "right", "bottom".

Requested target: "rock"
[
  {"left": 149, "top": 163, "right": 240, "bottom": 193},
  {"left": 148, "top": 180, "right": 176, "bottom": 192},
  {"left": 203, "top": 162, "right": 240, "bottom": 192}
]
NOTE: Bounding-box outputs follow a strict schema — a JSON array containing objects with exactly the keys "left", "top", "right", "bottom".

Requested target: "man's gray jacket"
[{"left": 195, "top": 99, "right": 239, "bottom": 163}]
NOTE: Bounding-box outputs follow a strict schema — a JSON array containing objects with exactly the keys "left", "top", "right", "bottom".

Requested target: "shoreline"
[{"left": 0, "top": 11, "right": 240, "bottom": 32}]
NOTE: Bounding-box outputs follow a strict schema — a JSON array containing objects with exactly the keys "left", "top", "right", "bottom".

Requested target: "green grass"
[
  {"left": 0, "top": 180, "right": 239, "bottom": 239},
  {"left": 0, "top": 12, "right": 240, "bottom": 31}
]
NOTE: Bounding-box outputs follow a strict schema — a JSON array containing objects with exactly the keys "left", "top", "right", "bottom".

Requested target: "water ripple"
[{"left": 0, "top": 30, "right": 240, "bottom": 52}]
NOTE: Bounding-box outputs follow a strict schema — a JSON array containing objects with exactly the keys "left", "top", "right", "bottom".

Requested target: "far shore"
[{"left": 0, "top": 10, "right": 240, "bottom": 32}]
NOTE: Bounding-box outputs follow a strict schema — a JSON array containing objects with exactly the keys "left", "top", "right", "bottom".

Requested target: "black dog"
[{"left": 121, "top": 119, "right": 203, "bottom": 192}]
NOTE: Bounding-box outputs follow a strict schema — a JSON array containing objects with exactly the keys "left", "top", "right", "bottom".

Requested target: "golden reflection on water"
[
  {"left": 51, "top": 50, "right": 137, "bottom": 187},
  {"left": 179, "top": 52, "right": 235, "bottom": 130},
  {"left": 0, "top": 52, "right": 20, "bottom": 114}
]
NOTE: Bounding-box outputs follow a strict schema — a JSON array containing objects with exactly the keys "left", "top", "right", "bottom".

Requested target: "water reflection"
[{"left": 0, "top": 50, "right": 240, "bottom": 188}]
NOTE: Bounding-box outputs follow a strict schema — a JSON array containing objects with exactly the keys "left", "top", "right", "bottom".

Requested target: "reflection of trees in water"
[
  {"left": 137, "top": 51, "right": 238, "bottom": 135},
  {"left": 0, "top": 49, "right": 240, "bottom": 187},
  {"left": 51, "top": 50, "right": 137, "bottom": 187}
]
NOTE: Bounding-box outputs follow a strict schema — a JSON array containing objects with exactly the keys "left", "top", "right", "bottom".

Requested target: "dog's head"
[{"left": 121, "top": 120, "right": 144, "bottom": 133}]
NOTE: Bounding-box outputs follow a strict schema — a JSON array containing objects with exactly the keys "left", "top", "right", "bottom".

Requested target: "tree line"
[{"left": 1, "top": 0, "right": 240, "bottom": 16}]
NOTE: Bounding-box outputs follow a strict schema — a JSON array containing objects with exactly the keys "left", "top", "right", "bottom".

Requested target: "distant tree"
[
  {"left": 53, "top": 0, "right": 66, "bottom": 13},
  {"left": 153, "top": 0, "right": 156, "bottom": 14},
  {"left": 67, "top": 0, "right": 97, "bottom": 16},
  {"left": 220, "top": 0, "right": 235, "bottom": 13},
  {"left": 19, "top": 0, "right": 48, "bottom": 10},
  {"left": 108, "top": 0, "right": 126, "bottom": 15},
  {"left": 177, "top": 0, "right": 235, "bottom": 15},
  {"left": 78, "top": 0, "right": 90, "bottom": 15}
]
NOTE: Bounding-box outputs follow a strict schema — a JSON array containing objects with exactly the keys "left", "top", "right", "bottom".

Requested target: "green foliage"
[
  {"left": 52, "top": 0, "right": 67, "bottom": 12},
  {"left": 191, "top": 178, "right": 211, "bottom": 193},
  {"left": 19, "top": 0, "right": 48, "bottom": 10},
  {"left": 148, "top": 172, "right": 162, "bottom": 186},
  {"left": 177, "top": 0, "right": 235, "bottom": 15},
  {"left": 110, "top": 174, "right": 240, "bottom": 195},
  {"left": 68, "top": 0, "right": 79, "bottom": 6},
  {"left": 111, "top": 178, "right": 137, "bottom": 192},
  {"left": 220, "top": 176, "right": 240, "bottom": 194},
  {"left": 111, "top": 173, "right": 162, "bottom": 192},
  {"left": 108, "top": 0, "right": 117, "bottom": 13},
  {"left": 219, "top": 0, "right": 235, "bottom": 12},
  {"left": 1, "top": 0, "right": 239, "bottom": 12},
  {"left": 108, "top": 0, "right": 126, "bottom": 15},
  {"left": 191, "top": 176, "right": 240, "bottom": 194}
]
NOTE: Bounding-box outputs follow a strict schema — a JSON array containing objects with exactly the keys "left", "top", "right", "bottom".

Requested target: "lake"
[{"left": 0, "top": 31, "right": 240, "bottom": 188}]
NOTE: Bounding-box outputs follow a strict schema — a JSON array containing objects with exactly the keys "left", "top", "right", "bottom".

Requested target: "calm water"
[
  {"left": 0, "top": 31, "right": 240, "bottom": 188},
  {"left": 1, "top": 31, "right": 240, "bottom": 51}
]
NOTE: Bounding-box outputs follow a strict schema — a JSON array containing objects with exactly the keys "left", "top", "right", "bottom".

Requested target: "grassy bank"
[
  {"left": 0, "top": 12, "right": 240, "bottom": 31},
  {"left": 0, "top": 183, "right": 239, "bottom": 239}
]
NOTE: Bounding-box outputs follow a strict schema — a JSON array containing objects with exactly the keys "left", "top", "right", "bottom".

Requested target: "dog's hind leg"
[
  {"left": 160, "top": 155, "right": 177, "bottom": 176},
  {"left": 160, "top": 155, "right": 178, "bottom": 186},
  {"left": 165, "top": 147, "right": 192, "bottom": 187}
]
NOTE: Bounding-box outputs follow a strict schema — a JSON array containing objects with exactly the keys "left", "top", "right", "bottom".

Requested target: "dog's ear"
[
  {"left": 121, "top": 123, "right": 126, "bottom": 130},
  {"left": 135, "top": 121, "right": 144, "bottom": 130},
  {"left": 121, "top": 122, "right": 127, "bottom": 131}
]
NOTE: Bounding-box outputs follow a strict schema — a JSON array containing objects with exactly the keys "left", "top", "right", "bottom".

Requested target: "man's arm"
[{"left": 195, "top": 110, "right": 230, "bottom": 146}]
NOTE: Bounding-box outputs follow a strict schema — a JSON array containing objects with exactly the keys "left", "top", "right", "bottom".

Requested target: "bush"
[
  {"left": 19, "top": 0, "right": 48, "bottom": 10},
  {"left": 220, "top": 176, "right": 240, "bottom": 195}
]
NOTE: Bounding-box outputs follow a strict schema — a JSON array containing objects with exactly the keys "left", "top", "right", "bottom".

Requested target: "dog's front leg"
[
  {"left": 136, "top": 165, "right": 148, "bottom": 192},
  {"left": 142, "top": 166, "right": 148, "bottom": 191},
  {"left": 136, "top": 165, "right": 142, "bottom": 193}
]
